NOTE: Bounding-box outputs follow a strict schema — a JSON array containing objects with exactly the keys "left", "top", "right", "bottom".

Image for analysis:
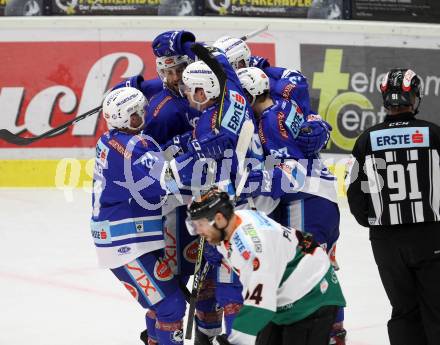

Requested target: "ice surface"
[{"left": 0, "top": 189, "right": 390, "bottom": 345}]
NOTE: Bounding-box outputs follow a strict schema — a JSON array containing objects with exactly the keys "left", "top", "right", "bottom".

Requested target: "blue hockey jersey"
[{"left": 91, "top": 130, "right": 170, "bottom": 269}]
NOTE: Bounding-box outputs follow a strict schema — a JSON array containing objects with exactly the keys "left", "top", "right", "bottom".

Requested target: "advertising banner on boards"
[
  {"left": 0, "top": 40, "right": 275, "bottom": 149},
  {"left": 51, "top": 0, "right": 160, "bottom": 15},
  {"left": 203, "top": 0, "right": 344, "bottom": 19},
  {"left": 351, "top": 0, "right": 440, "bottom": 23},
  {"left": 301, "top": 44, "right": 440, "bottom": 153}
]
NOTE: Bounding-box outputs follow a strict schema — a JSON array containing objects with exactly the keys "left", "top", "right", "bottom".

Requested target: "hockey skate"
[{"left": 329, "top": 328, "right": 347, "bottom": 345}]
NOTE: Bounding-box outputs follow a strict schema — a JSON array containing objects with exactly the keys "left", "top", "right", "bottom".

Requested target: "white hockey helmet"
[
  {"left": 156, "top": 55, "right": 189, "bottom": 81},
  {"left": 213, "top": 36, "right": 251, "bottom": 70},
  {"left": 182, "top": 60, "right": 220, "bottom": 105},
  {"left": 237, "top": 67, "right": 269, "bottom": 105},
  {"left": 102, "top": 87, "right": 147, "bottom": 130}
]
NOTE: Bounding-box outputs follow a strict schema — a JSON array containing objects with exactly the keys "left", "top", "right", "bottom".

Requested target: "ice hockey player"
[
  {"left": 144, "top": 53, "right": 199, "bottom": 145},
  {"left": 111, "top": 74, "right": 163, "bottom": 104},
  {"left": 152, "top": 30, "right": 263, "bottom": 343},
  {"left": 187, "top": 188, "right": 346, "bottom": 345},
  {"left": 238, "top": 67, "right": 347, "bottom": 344},
  {"left": 212, "top": 35, "right": 312, "bottom": 115},
  {"left": 90, "top": 87, "right": 230, "bottom": 345},
  {"left": 141, "top": 34, "right": 211, "bottom": 345}
]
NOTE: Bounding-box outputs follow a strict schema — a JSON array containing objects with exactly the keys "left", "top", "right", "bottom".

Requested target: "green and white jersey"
[{"left": 217, "top": 210, "right": 346, "bottom": 345}]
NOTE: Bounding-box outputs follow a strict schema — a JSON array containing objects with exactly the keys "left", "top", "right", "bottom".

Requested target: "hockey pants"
[
  {"left": 256, "top": 305, "right": 337, "bottom": 345},
  {"left": 111, "top": 250, "right": 186, "bottom": 345}
]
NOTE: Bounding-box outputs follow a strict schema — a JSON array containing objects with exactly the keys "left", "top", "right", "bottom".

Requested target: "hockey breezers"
[{"left": 0, "top": 105, "right": 102, "bottom": 145}]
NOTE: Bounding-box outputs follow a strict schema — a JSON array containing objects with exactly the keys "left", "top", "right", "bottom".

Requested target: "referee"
[{"left": 347, "top": 68, "right": 440, "bottom": 345}]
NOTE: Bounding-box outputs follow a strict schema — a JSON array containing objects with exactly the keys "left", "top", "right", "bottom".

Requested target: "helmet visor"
[{"left": 185, "top": 217, "right": 214, "bottom": 236}]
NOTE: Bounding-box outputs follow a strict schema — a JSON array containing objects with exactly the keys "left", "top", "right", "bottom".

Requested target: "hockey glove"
[
  {"left": 161, "top": 131, "right": 193, "bottom": 157},
  {"left": 295, "top": 120, "right": 332, "bottom": 156},
  {"left": 152, "top": 30, "right": 196, "bottom": 57},
  {"left": 168, "top": 133, "right": 232, "bottom": 188},
  {"left": 203, "top": 243, "right": 223, "bottom": 267},
  {"left": 212, "top": 334, "right": 232, "bottom": 345},
  {"left": 249, "top": 55, "right": 270, "bottom": 69},
  {"left": 112, "top": 75, "right": 144, "bottom": 91},
  {"left": 187, "top": 132, "right": 233, "bottom": 161}
]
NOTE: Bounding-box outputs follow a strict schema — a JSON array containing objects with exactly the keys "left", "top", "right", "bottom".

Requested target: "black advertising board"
[
  {"left": 300, "top": 44, "right": 440, "bottom": 153},
  {"left": 351, "top": 0, "right": 440, "bottom": 23},
  {"left": 51, "top": 0, "right": 197, "bottom": 15},
  {"left": 203, "top": 0, "right": 344, "bottom": 19},
  {"left": 1, "top": 0, "right": 45, "bottom": 15}
]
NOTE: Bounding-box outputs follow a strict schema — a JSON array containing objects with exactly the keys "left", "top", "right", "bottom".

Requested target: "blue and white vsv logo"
[{"left": 370, "top": 127, "right": 429, "bottom": 151}]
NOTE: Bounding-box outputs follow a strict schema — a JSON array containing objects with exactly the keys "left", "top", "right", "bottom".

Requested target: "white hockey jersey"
[{"left": 217, "top": 210, "right": 345, "bottom": 345}]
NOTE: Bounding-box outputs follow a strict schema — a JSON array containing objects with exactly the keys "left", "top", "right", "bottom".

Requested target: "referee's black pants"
[{"left": 370, "top": 223, "right": 440, "bottom": 345}]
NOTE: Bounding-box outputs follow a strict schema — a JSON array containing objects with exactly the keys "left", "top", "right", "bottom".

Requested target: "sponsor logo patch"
[
  {"left": 154, "top": 260, "right": 173, "bottom": 282},
  {"left": 284, "top": 102, "right": 304, "bottom": 138},
  {"left": 252, "top": 257, "right": 260, "bottom": 271},
  {"left": 118, "top": 246, "right": 131, "bottom": 255},
  {"left": 135, "top": 221, "right": 144, "bottom": 233},
  {"left": 126, "top": 261, "right": 163, "bottom": 304},
  {"left": 172, "top": 329, "right": 184, "bottom": 342},
  {"left": 320, "top": 278, "right": 329, "bottom": 294},
  {"left": 90, "top": 221, "right": 111, "bottom": 244},
  {"left": 222, "top": 90, "right": 247, "bottom": 135},
  {"left": 370, "top": 127, "right": 429, "bottom": 151},
  {"left": 184, "top": 240, "right": 199, "bottom": 263},
  {"left": 96, "top": 140, "right": 109, "bottom": 167},
  {"left": 123, "top": 281, "right": 138, "bottom": 300}
]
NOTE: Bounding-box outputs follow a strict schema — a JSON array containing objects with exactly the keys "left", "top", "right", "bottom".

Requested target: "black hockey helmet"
[
  {"left": 380, "top": 68, "right": 422, "bottom": 111},
  {"left": 188, "top": 187, "right": 234, "bottom": 221}
]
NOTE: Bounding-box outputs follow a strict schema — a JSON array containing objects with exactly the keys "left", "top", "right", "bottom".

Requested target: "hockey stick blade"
[
  {"left": 0, "top": 105, "right": 102, "bottom": 146},
  {"left": 239, "top": 25, "right": 269, "bottom": 42},
  {"left": 235, "top": 120, "right": 255, "bottom": 198}
]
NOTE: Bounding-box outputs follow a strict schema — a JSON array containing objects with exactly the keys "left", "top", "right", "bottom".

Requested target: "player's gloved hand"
[
  {"left": 187, "top": 132, "right": 233, "bottom": 161},
  {"left": 161, "top": 131, "right": 193, "bottom": 157},
  {"left": 295, "top": 119, "right": 332, "bottom": 156},
  {"left": 111, "top": 75, "right": 144, "bottom": 91},
  {"left": 203, "top": 243, "right": 223, "bottom": 267},
  {"left": 249, "top": 55, "right": 270, "bottom": 69},
  {"left": 152, "top": 30, "right": 196, "bottom": 57},
  {"left": 240, "top": 166, "right": 299, "bottom": 200},
  {"left": 212, "top": 334, "right": 232, "bottom": 345}
]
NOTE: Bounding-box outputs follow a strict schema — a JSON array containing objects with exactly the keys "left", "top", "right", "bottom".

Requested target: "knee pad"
[
  {"left": 154, "top": 289, "right": 186, "bottom": 323},
  {"left": 195, "top": 279, "right": 222, "bottom": 337},
  {"left": 154, "top": 290, "right": 185, "bottom": 345}
]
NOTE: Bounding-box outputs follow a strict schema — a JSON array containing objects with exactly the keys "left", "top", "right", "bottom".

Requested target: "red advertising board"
[{"left": 0, "top": 41, "right": 275, "bottom": 148}]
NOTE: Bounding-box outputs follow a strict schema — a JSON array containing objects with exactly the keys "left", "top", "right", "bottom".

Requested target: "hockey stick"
[
  {"left": 0, "top": 105, "right": 102, "bottom": 146},
  {"left": 234, "top": 119, "right": 255, "bottom": 198},
  {"left": 239, "top": 25, "right": 269, "bottom": 42},
  {"left": 184, "top": 44, "right": 228, "bottom": 341},
  {"left": 185, "top": 236, "right": 208, "bottom": 340}
]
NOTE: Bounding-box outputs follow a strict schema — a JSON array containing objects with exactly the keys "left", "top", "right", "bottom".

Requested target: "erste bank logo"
[{"left": 370, "top": 127, "right": 429, "bottom": 151}]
